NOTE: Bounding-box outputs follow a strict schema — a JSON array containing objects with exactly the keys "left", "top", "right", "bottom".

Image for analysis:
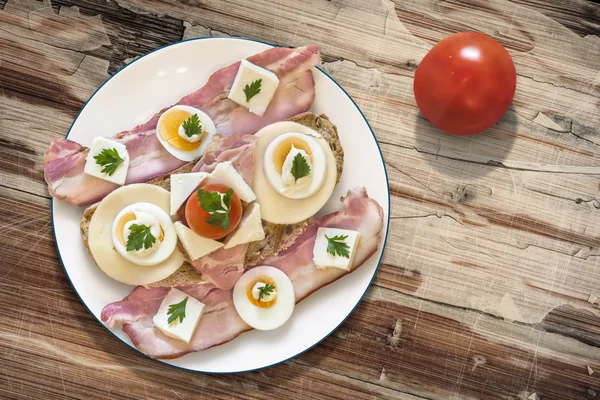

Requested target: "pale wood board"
[{"left": 1, "top": 0, "right": 600, "bottom": 399}]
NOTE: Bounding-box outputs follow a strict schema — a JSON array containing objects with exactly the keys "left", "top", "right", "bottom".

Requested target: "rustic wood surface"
[{"left": 1, "top": 0, "right": 600, "bottom": 399}]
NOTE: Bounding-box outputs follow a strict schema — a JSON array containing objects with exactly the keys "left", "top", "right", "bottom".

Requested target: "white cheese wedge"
[
  {"left": 228, "top": 59, "right": 280, "bottom": 117},
  {"left": 224, "top": 202, "right": 265, "bottom": 249},
  {"left": 174, "top": 221, "right": 223, "bottom": 261},
  {"left": 313, "top": 228, "right": 360, "bottom": 271},
  {"left": 84, "top": 137, "right": 130, "bottom": 185},
  {"left": 170, "top": 172, "right": 208, "bottom": 215},
  {"left": 207, "top": 161, "right": 256, "bottom": 203},
  {"left": 153, "top": 288, "right": 205, "bottom": 343}
]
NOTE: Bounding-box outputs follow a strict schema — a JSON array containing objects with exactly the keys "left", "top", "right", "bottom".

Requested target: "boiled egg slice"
[
  {"left": 111, "top": 202, "right": 177, "bottom": 266},
  {"left": 156, "top": 105, "right": 216, "bottom": 162},
  {"left": 233, "top": 266, "right": 295, "bottom": 331},
  {"left": 263, "top": 132, "right": 326, "bottom": 199}
]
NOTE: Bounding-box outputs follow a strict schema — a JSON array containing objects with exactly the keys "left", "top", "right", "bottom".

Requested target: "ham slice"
[
  {"left": 192, "top": 135, "right": 257, "bottom": 185},
  {"left": 101, "top": 187, "right": 384, "bottom": 359},
  {"left": 176, "top": 135, "right": 255, "bottom": 290},
  {"left": 188, "top": 244, "right": 249, "bottom": 291},
  {"left": 45, "top": 46, "right": 321, "bottom": 206}
]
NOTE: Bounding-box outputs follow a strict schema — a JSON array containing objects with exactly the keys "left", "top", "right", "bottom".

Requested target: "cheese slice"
[
  {"left": 224, "top": 202, "right": 265, "bottom": 249},
  {"left": 170, "top": 172, "right": 208, "bottom": 215},
  {"left": 153, "top": 288, "right": 205, "bottom": 343},
  {"left": 207, "top": 161, "right": 256, "bottom": 203},
  {"left": 313, "top": 227, "right": 360, "bottom": 271},
  {"left": 174, "top": 221, "right": 223, "bottom": 260}
]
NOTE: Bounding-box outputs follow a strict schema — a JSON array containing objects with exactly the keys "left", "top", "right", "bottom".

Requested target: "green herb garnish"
[
  {"left": 243, "top": 79, "right": 262, "bottom": 102},
  {"left": 291, "top": 153, "right": 311, "bottom": 182},
  {"left": 257, "top": 283, "right": 276, "bottom": 302},
  {"left": 325, "top": 235, "right": 350, "bottom": 258},
  {"left": 181, "top": 114, "right": 203, "bottom": 137},
  {"left": 94, "top": 148, "right": 124, "bottom": 176},
  {"left": 167, "top": 296, "right": 188, "bottom": 324},
  {"left": 197, "top": 188, "right": 234, "bottom": 231},
  {"left": 126, "top": 224, "right": 156, "bottom": 252}
]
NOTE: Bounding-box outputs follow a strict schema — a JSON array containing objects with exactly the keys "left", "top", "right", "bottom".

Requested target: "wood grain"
[{"left": 1, "top": 0, "right": 600, "bottom": 399}]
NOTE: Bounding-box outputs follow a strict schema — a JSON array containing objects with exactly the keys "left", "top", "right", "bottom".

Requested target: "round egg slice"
[
  {"left": 156, "top": 105, "right": 216, "bottom": 162},
  {"left": 264, "top": 132, "right": 327, "bottom": 199},
  {"left": 87, "top": 184, "right": 185, "bottom": 285},
  {"left": 111, "top": 202, "right": 178, "bottom": 266},
  {"left": 253, "top": 121, "right": 339, "bottom": 225},
  {"left": 233, "top": 266, "right": 295, "bottom": 331}
]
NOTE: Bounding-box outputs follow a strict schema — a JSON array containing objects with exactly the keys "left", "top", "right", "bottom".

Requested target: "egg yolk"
[
  {"left": 114, "top": 212, "right": 164, "bottom": 246},
  {"left": 246, "top": 275, "right": 277, "bottom": 308},
  {"left": 272, "top": 137, "right": 313, "bottom": 174},
  {"left": 157, "top": 109, "right": 203, "bottom": 151}
]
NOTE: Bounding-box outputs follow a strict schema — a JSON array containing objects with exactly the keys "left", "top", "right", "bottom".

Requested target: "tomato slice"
[{"left": 185, "top": 183, "right": 242, "bottom": 239}]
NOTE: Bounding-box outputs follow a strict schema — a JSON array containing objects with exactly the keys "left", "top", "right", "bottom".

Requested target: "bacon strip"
[
  {"left": 45, "top": 46, "right": 321, "bottom": 206},
  {"left": 101, "top": 188, "right": 384, "bottom": 359}
]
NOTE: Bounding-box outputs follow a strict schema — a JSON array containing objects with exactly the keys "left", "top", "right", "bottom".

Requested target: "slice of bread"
[{"left": 80, "top": 112, "right": 343, "bottom": 287}]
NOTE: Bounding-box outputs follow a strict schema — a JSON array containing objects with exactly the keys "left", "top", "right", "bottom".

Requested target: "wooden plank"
[
  {"left": 2, "top": 0, "right": 600, "bottom": 398},
  {"left": 50, "top": 0, "right": 185, "bottom": 74},
  {"left": 299, "top": 287, "right": 600, "bottom": 400}
]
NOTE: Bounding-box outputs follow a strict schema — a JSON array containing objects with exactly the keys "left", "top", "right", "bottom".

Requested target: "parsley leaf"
[
  {"left": 257, "top": 283, "right": 276, "bottom": 302},
  {"left": 94, "top": 148, "right": 124, "bottom": 176},
  {"left": 126, "top": 224, "right": 157, "bottom": 252},
  {"left": 325, "top": 235, "right": 350, "bottom": 258},
  {"left": 167, "top": 296, "right": 188, "bottom": 324},
  {"left": 291, "top": 153, "right": 311, "bottom": 182},
  {"left": 197, "top": 188, "right": 234, "bottom": 231},
  {"left": 243, "top": 79, "right": 262, "bottom": 102},
  {"left": 181, "top": 114, "right": 203, "bottom": 137}
]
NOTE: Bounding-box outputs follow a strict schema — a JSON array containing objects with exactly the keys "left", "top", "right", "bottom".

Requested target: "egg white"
[
  {"left": 263, "top": 132, "right": 327, "bottom": 199},
  {"left": 156, "top": 105, "right": 216, "bottom": 162},
  {"left": 233, "top": 266, "right": 295, "bottom": 331},
  {"left": 112, "top": 202, "right": 178, "bottom": 266}
]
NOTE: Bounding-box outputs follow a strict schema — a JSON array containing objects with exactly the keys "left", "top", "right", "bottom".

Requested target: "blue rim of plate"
[{"left": 51, "top": 36, "right": 391, "bottom": 374}]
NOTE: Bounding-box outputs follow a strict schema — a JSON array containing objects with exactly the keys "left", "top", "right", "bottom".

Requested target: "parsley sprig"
[
  {"left": 257, "top": 283, "right": 276, "bottom": 302},
  {"left": 243, "top": 79, "right": 262, "bottom": 102},
  {"left": 291, "top": 152, "right": 311, "bottom": 182},
  {"left": 94, "top": 148, "right": 124, "bottom": 176},
  {"left": 126, "top": 224, "right": 157, "bottom": 252},
  {"left": 182, "top": 114, "right": 203, "bottom": 137},
  {"left": 325, "top": 235, "right": 350, "bottom": 258},
  {"left": 197, "top": 188, "right": 234, "bottom": 231},
  {"left": 167, "top": 296, "right": 188, "bottom": 324}
]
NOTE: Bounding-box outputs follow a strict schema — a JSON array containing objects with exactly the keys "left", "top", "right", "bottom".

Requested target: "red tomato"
[
  {"left": 185, "top": 183, "right": 242, "bottom": 239},
  {"left": 413, "top": 32, "right": 516, "bottom": 135}
]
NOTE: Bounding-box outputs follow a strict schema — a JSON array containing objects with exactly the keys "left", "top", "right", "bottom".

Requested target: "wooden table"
[{"left": 2, "top": 0, "right": 600, "bottom": 398}]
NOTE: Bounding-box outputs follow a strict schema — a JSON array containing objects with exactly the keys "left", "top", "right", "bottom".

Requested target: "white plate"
[{"left": 52, "top": 37, "right": 390, "bottom": 373}]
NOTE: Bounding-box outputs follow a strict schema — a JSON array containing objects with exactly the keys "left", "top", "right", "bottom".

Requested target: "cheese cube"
[
  {"left": 153, "top": 288, "right": 205, "bottom": 343},
  {"left": 207, "top": 161, "right": 256, "bottom": 203},
  {"left": 84, "top": 137, "right": 129, "bottom": 185},
  {"left": 224, "top": 202, "right": 265, "bottom": 249},
  {"left": 313, "top": 228, "right": 360, "bottom": 271},
  {"left": 227, "top": 59, "right": 280, "bottom": 117},
  {"left": 174, "top": 221, "right": 223, "bottom": 261},
  {"left": 170, "top": 172, "right": 208, "bottom": 215}
]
